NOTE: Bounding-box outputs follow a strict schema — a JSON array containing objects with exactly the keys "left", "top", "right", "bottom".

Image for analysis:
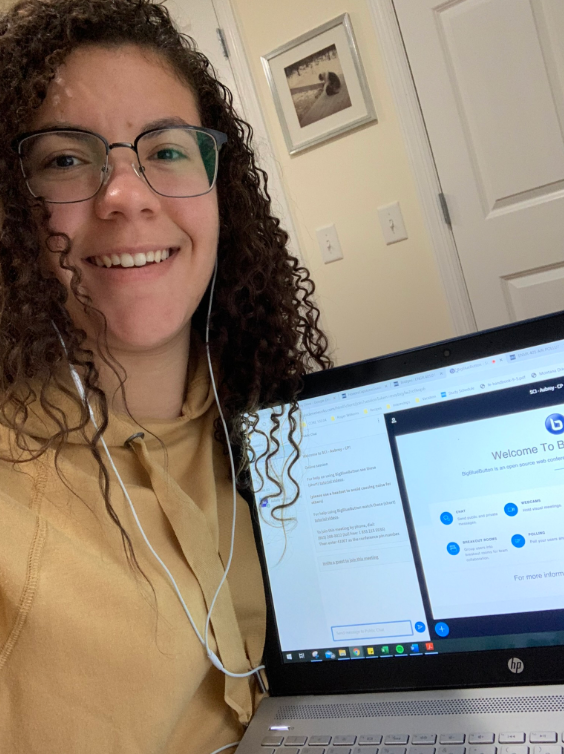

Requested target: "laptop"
[{"left": 237, "top": 311, "right": 564, "bottom": 754}]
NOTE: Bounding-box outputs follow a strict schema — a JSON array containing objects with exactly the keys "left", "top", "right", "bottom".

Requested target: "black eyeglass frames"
[{"left": 12, "top": 125, "right": 228, "bottom": 203}]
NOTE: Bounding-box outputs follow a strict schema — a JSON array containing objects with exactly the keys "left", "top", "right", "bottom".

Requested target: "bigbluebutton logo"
[{"left": 545, "top": 413, "right": 564, "bottom": 434}]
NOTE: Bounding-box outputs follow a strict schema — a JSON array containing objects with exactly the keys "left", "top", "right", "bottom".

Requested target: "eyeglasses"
[{"left": 12, "top": 125, "right": 228, "bottom": 204}]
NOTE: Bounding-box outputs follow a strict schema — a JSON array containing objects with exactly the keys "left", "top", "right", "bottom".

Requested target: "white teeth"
[{"left": 90, "top": 248, "right": 172, "bottom": 268}]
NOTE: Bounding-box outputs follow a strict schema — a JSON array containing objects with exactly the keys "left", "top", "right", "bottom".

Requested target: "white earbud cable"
[{"left": 208, "top": 742, "right": 240, "bottom": 754}]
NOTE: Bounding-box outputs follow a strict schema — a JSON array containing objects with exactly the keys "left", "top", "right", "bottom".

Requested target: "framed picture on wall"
[{"left": 261, "top": 13, "right": 377, "bottom": 155}]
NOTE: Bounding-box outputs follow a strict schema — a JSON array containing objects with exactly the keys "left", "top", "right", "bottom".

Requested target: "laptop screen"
[{"left": 248, "top": 323, "right": 564, "bottom": 673}]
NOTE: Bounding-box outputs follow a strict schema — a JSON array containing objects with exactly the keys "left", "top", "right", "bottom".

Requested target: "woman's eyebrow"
[
  {"left": 34, "top": 116, "right": 193, "bottom": 133},
  {"left": 32, "top": 120, "right": 79, "bottom": 131},
  {"left": 141, "top": 116, "right": 192, "bottom": 131}
]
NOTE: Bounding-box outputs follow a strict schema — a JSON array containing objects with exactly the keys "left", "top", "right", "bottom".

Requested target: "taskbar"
[
  {"left": 282, "top": 629, "right": 564, "bottom": 663},
  {"left": 282, "top": 641, "right": 436, "bottom": 663}
]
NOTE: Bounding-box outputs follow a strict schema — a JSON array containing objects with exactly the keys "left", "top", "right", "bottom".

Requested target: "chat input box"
[{"left": 331, "top": 620, "right": 413, "bottom": 642}]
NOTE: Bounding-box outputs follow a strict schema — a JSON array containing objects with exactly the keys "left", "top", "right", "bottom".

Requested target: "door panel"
[
  {"left": 394, "top": 0, "right": 564, "bottom": 329},
  {"left": 441, "top": 0, "right": 564, "bottom": 213},
  {"left": 502, "top": 262, "right": 564, "bottom": 321}
]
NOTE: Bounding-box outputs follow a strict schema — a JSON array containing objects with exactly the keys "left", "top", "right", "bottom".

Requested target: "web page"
[{"left": 392, "top": 395, "right": 564, "bottom": 619}]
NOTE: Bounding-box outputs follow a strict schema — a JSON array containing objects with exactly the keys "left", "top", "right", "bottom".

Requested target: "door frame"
[
  {"left": 212, "top": 0, "right": 302, "bottom": 261},
  {"left": 367, "top": 0, "right": 477, "bottom": 335}
]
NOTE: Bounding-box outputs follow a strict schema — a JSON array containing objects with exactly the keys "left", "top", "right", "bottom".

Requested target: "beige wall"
[{"left": 230, "top": 0, "right": 454, "bottom": 366}]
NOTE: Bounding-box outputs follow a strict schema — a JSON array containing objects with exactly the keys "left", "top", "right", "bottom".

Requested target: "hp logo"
[
  {"left": 508, "top": 657, "right": 524, "bottom": 674},
  {"left": 545, "top": 414, "right": 564, "bottom": 434}
]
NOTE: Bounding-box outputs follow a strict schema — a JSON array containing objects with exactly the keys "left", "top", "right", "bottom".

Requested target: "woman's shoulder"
[
  {"left": 0, "top": 450, "right": 48, "bottom": 666},
  {"left": 0, "top": 461, "right": 36, "bottom": 510},
  {"left": 0, "top": 422, "right": 45, "bottom": 511}
]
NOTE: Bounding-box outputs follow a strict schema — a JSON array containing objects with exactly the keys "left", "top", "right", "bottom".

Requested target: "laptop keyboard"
[{"left": 259, "top": 731, "right": 563, "bottom": 754}]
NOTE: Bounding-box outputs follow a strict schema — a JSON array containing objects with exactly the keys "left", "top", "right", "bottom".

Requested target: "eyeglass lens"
[{"left": 18, "top": 128, "right": 219, "bottom": 202}]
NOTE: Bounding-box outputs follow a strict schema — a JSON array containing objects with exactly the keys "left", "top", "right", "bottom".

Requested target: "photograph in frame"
[{"left": 262, "top": 14, "right": 377, "bottom": 154}]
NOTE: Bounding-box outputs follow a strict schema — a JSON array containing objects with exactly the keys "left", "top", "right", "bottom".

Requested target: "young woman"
[{"left": 0, "top": 0, "right": 330, "bottom": 751}]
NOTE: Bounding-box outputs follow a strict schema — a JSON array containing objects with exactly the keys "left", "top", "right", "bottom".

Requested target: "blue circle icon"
[
  {"left": 447, "top": 542, "right": 460, "bottom": 555},
  {"left": 415, "top": 621, "right": 426, "bottom": 633},
  {"left": 545, "top": 413, "right": 564, "bottom": 434},
  {"left": 440, "top": 511, "right": 454, "bottom": 525},
  {"left": 435, "top": 622, "right": 450, "bottom": 637},
  {"left": 504, "top": 503, "right": 518, "bottom": 517},
  {"left": 511, "top": 534, "right": 526, "bottom": 548}
]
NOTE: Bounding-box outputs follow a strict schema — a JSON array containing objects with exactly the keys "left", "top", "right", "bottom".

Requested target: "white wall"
[{"left": 229, "top": 0, "right": 454, "bottom": 365}]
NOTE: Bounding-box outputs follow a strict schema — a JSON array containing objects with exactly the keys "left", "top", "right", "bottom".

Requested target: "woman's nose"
[{"left": 96, "top": 153, "right": 161, "bottom": 217}]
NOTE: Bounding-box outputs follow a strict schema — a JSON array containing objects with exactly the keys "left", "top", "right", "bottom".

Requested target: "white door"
[
  {"left": 166, "top": 0, "right": 244, "bottom": 117},
  {"left": 394, "top": 0, "right": 564, "bottom": 330}
]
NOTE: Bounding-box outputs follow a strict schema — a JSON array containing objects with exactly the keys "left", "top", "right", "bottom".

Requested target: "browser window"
[{"left": 249, "top": 337, "right": 564, "bottom": 663}]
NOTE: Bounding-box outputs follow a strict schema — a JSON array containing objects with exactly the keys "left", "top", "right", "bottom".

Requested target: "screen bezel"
[{"left": 248, "top": 311, "right": 564, "bottom": 696}]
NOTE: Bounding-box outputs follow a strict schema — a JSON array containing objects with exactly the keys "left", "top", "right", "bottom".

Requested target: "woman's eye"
[
  {"left": 152, "top": 147, "right": 188, "bottom": 161},
  {"left": 44, "top": 154, "right": 83, "bottom": 170}
]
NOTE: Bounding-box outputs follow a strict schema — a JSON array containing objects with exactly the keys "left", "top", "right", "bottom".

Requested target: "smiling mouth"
[{"left": 86, "top": 248, "right": 178, "bottom": 269}]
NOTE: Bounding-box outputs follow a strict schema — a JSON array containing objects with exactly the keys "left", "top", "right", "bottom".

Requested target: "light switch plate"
[
  {"left": 316, "top": 224, "right": 343, "bottom": 264},
  {"left": 378, "top": 201, "right": 408, "bottom": 245}
]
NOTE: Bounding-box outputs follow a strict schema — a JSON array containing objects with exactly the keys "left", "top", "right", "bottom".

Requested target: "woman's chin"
[{"left": 100, "top": 318, "right": 190, "bottom": 354}]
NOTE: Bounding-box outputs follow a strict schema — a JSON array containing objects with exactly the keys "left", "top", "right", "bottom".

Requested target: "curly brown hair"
[{"left": 0, "top": 0, "right": 331, "bottom": 576}]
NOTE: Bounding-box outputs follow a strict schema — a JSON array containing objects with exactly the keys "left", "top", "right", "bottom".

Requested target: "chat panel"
[{"left": 250, "top": 406, "right": 430, "bottom": 649}]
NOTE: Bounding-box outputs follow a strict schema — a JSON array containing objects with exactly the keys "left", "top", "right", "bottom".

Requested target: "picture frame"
[{"left": 261, "top": 13, "right": 377, "bottom": 155}]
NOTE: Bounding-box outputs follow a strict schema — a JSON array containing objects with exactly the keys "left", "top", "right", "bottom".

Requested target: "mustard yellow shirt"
[{"left": 0, "top": 343, "right": 266, "bottom": 753}]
